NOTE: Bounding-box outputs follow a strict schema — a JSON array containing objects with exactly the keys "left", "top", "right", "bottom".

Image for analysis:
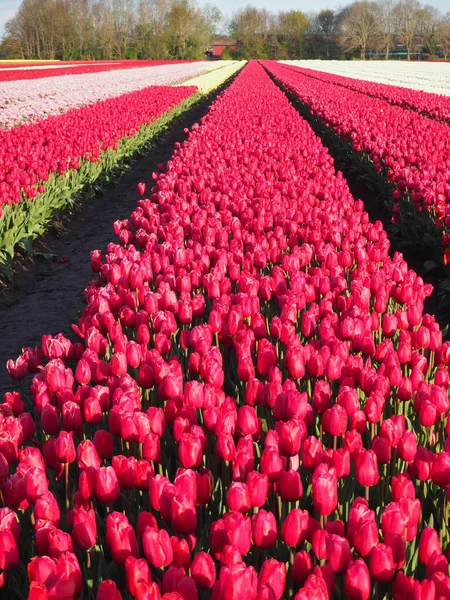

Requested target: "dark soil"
[{"left": 0, "top": 83, "right": 232, "bottom": 397}]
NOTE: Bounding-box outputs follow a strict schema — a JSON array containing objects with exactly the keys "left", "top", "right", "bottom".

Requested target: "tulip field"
[
  {"left": 2, "top": 58, "right": 450, "bottom": 599},
  {"left": 267, "top": 61, "right": 450, "bottom": 269},
  {"left": 0, "top": 59, "right": 243, "bottom": 280}
]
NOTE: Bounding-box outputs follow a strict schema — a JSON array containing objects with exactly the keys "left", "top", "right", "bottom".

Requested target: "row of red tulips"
[
  {"left": 3, "top": 60, "right": 450, "bottom": 599},
  {"left": 262, "top": 61, "right": 450, "bottom": 261},
  {"left": 0, "top": 84, "right": 196, "bottom": 212},
  {"left": 0, "top": 83, "right": 198, "bottom": 280},
  {"left": 281, "top": 64, "right": 450, "bottom": 124},
  {"left": 0, "top": 61, "right": 197, "bottom": 83}
]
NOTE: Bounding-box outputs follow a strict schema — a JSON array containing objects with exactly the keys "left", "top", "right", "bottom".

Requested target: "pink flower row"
[
  {"left": 0, "top": 84, "right": 197, "bottom": 213},
  {"left": 0, "top": 60, "right": 197, "bottom": 82},
  {"left": 0, "top": 63, "right": 212, "bottom": 129},
  {"left": 280, "top": 62, "right": 450, "bottom": 123},
  {"left": 264, "top": 61, "right": 450, "bottom": 243}
]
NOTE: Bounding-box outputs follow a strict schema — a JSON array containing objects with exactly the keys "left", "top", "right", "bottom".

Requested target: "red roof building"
[{"left": 207, "top": 38, "right": 237, "bottom": 59}]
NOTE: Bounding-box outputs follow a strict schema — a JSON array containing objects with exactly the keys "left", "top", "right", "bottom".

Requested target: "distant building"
[{"left": 206, "top": 38, "right": 237, "bottom": 59}]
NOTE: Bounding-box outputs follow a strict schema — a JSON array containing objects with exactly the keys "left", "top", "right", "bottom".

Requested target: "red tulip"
[
  {"left": 97, "top": 580, "right": 123, "bottom": 600},
  {"left": 281, "top": 509, "right": 309, "bottom": 547},
  {"left": 252, "top": 510, "right": 277, "bottom": 548},
  {"left": 326, "top": 534, "right": 352, "bottom": 574},
  {"left": 258, "top": 559, "right": 286, "bottom": 600},
  {"left": 191, "top": 552, "right": 216, "bottom": 589},
  {"left": 106, "top": 512, "right": 139, "bottom": 565},
  {"left": 369, "top": 544, "right": 394, "bottom": 583},
  {"left": 247, "top": 471, "right": 269, "bottom": 507},
  {"left": 312, "top": 464, "right": 337, "bottom": 516},
  {"left": 292, "top": 550, "right": 313, "bottom": 584},
  {"left": 125, "top": 556, "right": 152, "bottom": 596},
  {"left": 354, "top": 448, "right": 379, "bottom": 487},
  {"left": 142, "top": 527, "right": 173, "bottom": 568},
  {"left": 71, "top": 507, "right": 97, "bottom": 550},
  {"left": 419, "top": 528, "right": 442, "bottom": 566},
  {"left": 344, "top": 560, "right": 371, "bottom": 600},
  {"left": 96, "top": 466, "right": 120, "bottom": 503}
]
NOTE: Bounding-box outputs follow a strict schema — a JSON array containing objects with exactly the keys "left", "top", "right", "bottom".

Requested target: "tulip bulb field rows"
[
  {"left": 264, "top": 61, "right": 450, "bottom": 274},
  {"left": 281, "top": 60, "right": 450, "bottom": 108},
  {"left": 2, "top": 59, "right": 450, "bottom": 599},
  {"left": 0, "top": 60, "right": 200, "bottom": 83},
  {"left": 0, "top": 60, "right": 243, "bottom": 281},
  {"left": 0, "top": 62, "right": 232, "bottom": 129}
]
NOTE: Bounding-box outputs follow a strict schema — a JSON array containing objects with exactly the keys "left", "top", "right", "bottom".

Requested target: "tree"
[
  {"left": 340, "top": 1, "right": 378, "bottom": 59},
  {"left": 376, "top": 0, "right": 395, "bottom": 59},
  {"left": 394, "top": 0, "right": 422, "bottom": 60},
  {"left": 135, "top": 0, "right": 170, "bottom": 59},
  {"left": 418, "top": 4, "right": 441, "bottom": 55},
  {"left": 229, "top": 6, "right": 270, "bottom": 59},
  {"left": 277, "top": 10, "right": 309, "bottom": 59},
  {"left": 166, "top": 0, "right": 213, "bottom": 59},
  {"left": 437, "top": 12, "right": 450, "bottom": 59},
  {"left": 307, "top": 9, "right": 340, "bottom": 59}
]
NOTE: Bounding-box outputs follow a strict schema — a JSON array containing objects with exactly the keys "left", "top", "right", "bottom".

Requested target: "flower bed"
[
  {"left": 2, "top": 60, "right": 450, "bottom": 600},
  {"left": 178, "top": 61, "right": 246, "bottom": 93},
  {"left": 280, "top": 61, "right": 450, "bottom": 124},
  {"left": 264, "top": 61, "right": 450, "bottom": 263},
  {"left": 0, "top": 62, "right": 226, "bottom": 129},
  {"left": 0, "top": 60, "right": 198, "bottom": 82},
  {"left": 0, "top": 85, "right": 198, "bottom": 280}
]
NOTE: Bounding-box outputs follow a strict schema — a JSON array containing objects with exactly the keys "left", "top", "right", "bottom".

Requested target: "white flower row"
[
  {"left": 280, "top": 60, "right": 450, "bottom": 97},
  {"left": 0, "top": 61, "right": 227, "bottom": 129}
]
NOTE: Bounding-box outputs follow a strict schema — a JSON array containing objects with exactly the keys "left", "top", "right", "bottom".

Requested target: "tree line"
[
  {"left": 1, "top": 0, "right": 222, "bottom": 60},
  {"left": 1, "top": 0, "right": 450, "bottom": 61},
  {"left": 229, "top": 1, "right": 450, "bottom": 61}
]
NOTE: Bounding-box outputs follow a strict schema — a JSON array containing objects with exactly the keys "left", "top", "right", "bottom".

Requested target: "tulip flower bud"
[
  {"left": 125, "top": 556, "right": 152, "bottom": 597},
  {"left": 34, "top": 492, "right": 60, "bottom": 525},
  {"left": 247, "top": 471, "right": 269, "bottom": 508},
  {"left": 178, "top": 433, "right": 203, "bottom": 469},
  {"left": 292, "top": 550, "right": 313, "bottom": 584},
  {"left": 419, "top": 528, "right": 442, "bottom": 566},
  {"left": 143, "top": 527, "right": 173, "bottom": 569},
  {"left": 97, "top": 580, "right": 123, "bottom": 600},
  {"left": 227, "top": 482, "right": 251, "bottom": 514},
  {"left": 344, "top": 560, "right": 371, "bottom": 600},
  {"left": 397, "top": 430, "right": 417, "bottom": 462},
  {"left": 191, "top": 552, "right": 216, "bottom": 589},
  {"left": 41, "top": 404, "right": 61, "bottom": 436},
  {"left": 171, "top": 494, "right": 197, "bottom": 534},
  {"left": 258, "top": 559, "right": 286, "bottom": 600},
  {"left": 354, "top": 448, "right": 379, "bottom": 487},
  {"left": 106, "top": 512, "right": 139, "bottom": 565},
  {"left": 279, "top": 470, "right": 303, "bottom": 502},
  {"left": 96, "top": 466, "right": 120, "bottom": 504},
  {"left": 326, "top": 534, "right": 352, "bottom": 574},
  {"left": 260, "top": 447, "right": 283, "bottom": 482},
  {"left": 71, "top": 507, "right": 97, "bottom": 551},
  {"left": 281, "top": 509, "right": 309, "bottom": 547},
  {"left": 93, "top": 429, "right": 114, "bottom": 460},
  {"left": 55, "top": 431, "right": 76, "bottom": 464},
  {"left": 312, "top": 464, "right": 338, "bottom": 516},
  {"left": 369, "top": 544, "right": 394, "bottom": 583},
  {"left": 210, "top": 512, "right": 252, "bottom": 560},
  {"left": 322, "top": 404, "right": 347, "bottom": 437},
  {"left": 252, "top": 510, "right": 277, "bottom": 548}
]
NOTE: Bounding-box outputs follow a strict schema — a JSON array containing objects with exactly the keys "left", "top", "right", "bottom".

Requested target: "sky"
[
  {"left": 0, "top": 0, "right": 20, "bottom": 36},
  {"left": 1, "top": 0, "right": 449, "bottom": 38}
]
